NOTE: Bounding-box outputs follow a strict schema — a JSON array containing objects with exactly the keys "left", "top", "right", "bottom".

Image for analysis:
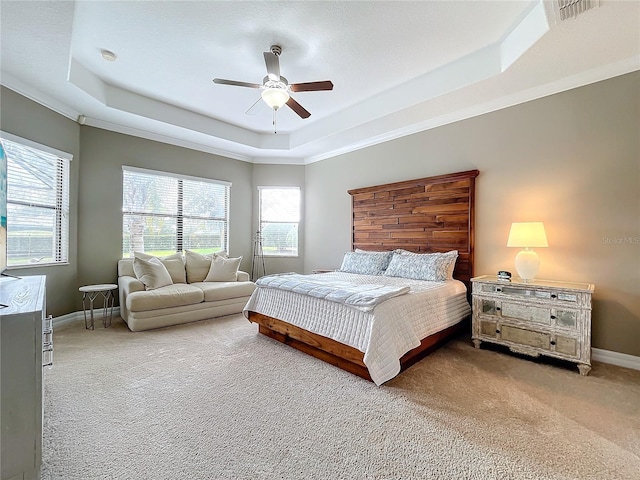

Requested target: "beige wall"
[
  {"left": 304, "top": 72, "right": 640, "bottom": 357},
  {"left": 0, "top": 86, "right": 80, "bottom": 317},
  {"left": 78, "top": 127, "right": 254, "bottom": 300},
  {"left": 252, "top": 163, "right": 306, "bottom": 276},
  {"left": 2, "top": 71, "right": 638, "bottom": 357}
]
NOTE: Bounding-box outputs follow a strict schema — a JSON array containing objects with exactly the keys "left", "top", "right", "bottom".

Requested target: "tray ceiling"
[{"left": 1, "top": 1, "right": 638, "bottom": 164}]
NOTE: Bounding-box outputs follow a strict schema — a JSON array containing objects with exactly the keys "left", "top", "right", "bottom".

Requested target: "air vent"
[{"left": 557, "top": 0, "right": 598, "bottom": 20}]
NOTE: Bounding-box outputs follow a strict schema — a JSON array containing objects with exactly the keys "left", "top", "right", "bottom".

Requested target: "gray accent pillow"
[
  {"left": 339, "top": 251, "right": 394, "bottom": 275},
  {"left": 384, "top": 251, "right": 458, "bottom": 281}
]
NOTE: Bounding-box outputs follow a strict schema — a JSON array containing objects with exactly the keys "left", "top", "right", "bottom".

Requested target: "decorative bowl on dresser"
[{"left": 471, "top": 275, "right": 594, "bottom": 375}]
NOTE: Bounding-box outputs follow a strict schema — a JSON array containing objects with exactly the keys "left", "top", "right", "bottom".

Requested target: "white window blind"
[
  {"left": 122, "top": 166, "right": 230, "bottom": 258},
  {"left": 0, "top": 133, "right": 71, "bottom": 268},
  {"left": 258, "top": 186, "right": 300, "bottom": 257}
]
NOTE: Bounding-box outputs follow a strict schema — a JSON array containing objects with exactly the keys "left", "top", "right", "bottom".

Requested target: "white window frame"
[
  {"left": 0, "top": 131, "right": 71, "bottom": 269},
  {"left": 122, "top": 166, "right": 231, "bottom": 258},
  {"left": 258, "top": 186, "right": 300, "bottom": 258}
]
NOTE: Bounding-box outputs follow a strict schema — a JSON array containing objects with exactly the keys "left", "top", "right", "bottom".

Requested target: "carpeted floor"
[{"left": 41, "top": 314, "right": 640, "bottom": 480}]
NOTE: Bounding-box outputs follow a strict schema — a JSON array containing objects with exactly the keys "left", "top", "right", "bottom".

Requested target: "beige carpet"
[{"left": 42, "top": 314, "right": 640, "bottom": 480}]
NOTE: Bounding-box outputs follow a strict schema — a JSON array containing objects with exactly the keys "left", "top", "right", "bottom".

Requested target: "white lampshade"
[
  {"left": 261, "top": 88, "right": 290, "bottom": 110},
  {"left": 507, "top": 222, "right": 548, "bottom": 281},
  {"left": 507, "top": 222, "right": 548, "bottom": 248}
]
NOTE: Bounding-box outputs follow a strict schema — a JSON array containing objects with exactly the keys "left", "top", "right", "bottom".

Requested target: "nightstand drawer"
[
  {"left": 501, "top": 325, "right": 550, "bottom": 350},
  {"left": 480, "top": 320, "right": 498, "bottom": 338},
  {"left": 478, "top": 298, "right": 580, "bottom": 331},
  {"left": 555, "top": 335, "right": 577, "bottom": 356},
  {"left": 478, "top": 283, "right": 579, "bottom": 303}
]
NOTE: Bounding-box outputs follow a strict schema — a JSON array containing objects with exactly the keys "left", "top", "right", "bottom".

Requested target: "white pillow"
[
  {"left": 384, "top": 251, "right": 458, "bottom": 282},
  {"left": 134, "top": 252, "right": 186, "bottom": 284},
  {"left": 204, "top": 255, "right": 242, "bottom": 282},
  {"left": 184, "top": 250, "right": 214, "bottom": 283},
  {"left": 132, "top": 256, "right": 173, "bottom": 290}
]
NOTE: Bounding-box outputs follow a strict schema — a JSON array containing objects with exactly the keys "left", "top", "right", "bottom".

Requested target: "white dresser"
[
  {"left": 1, "top": 275, "right": 48, "bottom": 480},
  {"left": 471, "top": 275, "right": 594, "bottom": 375}
]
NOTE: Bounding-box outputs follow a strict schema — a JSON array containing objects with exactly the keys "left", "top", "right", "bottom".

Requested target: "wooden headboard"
[{"left": 347, "top": 170, "right": 479, "bottom": 287}]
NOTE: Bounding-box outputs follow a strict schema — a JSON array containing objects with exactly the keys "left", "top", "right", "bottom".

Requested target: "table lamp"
[{"left": 507, "top": 222, "right": 548, "bottom": 281}]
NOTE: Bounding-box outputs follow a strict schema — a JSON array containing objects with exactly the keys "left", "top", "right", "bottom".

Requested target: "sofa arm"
[
  {"left": 119, "top": 275, "right": 145, "bottom": 294},
  {"left": 237, "top": 271, "right": 250, "bottom": 282},
  {"left": 118, "top": 276, "right": 145, "bottom": 322}
]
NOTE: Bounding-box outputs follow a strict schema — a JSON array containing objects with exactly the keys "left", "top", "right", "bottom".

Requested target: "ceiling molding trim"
[
  {"left": 0, "top": 72, "right": 79, "bottom": 122},
  {"left": 84, "top": 117, "right": 255, "bottom": 163},
  {"left": 303, "top": 56, "right": 640, "bottom": 165}
]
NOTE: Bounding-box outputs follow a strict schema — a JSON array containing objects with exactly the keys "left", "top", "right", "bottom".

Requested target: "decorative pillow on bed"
[
  {"left": 134, "top": 252, "right": 186, "bottom": 284},
  {"left": 203, "top": 255, "right": 242, "bottom": 282},
  {"left": 132, "top": 255, "right": 174, "bottom": 290},
  {"left": 339, "top": 251, "right": 394, "bottom": 275},
  {"left": 384, "top": 250, "right": 458, "bottom": 281}
]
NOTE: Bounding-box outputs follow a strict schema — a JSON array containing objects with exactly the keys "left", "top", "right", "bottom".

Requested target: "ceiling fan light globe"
[{"left": 261, "top": 88, "right": 290, "bottom": 109}]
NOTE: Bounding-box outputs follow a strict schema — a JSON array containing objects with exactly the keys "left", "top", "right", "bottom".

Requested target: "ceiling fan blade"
[
  {"left": 290, "top": 81, "right": 334, "bottom": 92},
  {"left": 245, "top": 97, "right": 268, "bottom": 116},
  {"left": 286, "top": 96, "right": 311, "bottom": 119},
  {"left": 263, "top": 52, "right": 280, "bottom": 81},
  {"left": 213, "top": 78, "right": 262, "bottom": 89}
]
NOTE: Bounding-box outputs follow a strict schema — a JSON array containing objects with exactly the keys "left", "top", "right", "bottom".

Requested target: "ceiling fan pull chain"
[{"left": 273, "top": 109, "right": 277, "bottom": 134}]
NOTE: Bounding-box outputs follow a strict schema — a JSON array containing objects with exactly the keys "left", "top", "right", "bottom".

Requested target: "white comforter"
[
  {"left": 243, "top": 272, "right": 470, "bottom": 385},
  {"left": 255, "top": 273, "right": 410, "bottom": 312}
]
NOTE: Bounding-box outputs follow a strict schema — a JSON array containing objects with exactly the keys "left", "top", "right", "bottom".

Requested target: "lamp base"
[{"left": 514, "top": 249, "right": 540, "bottom": 281}]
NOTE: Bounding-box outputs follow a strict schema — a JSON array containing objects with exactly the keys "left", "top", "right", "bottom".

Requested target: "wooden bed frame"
[{"left": 247, "top": 169, "right": 479, "bottom": 382}]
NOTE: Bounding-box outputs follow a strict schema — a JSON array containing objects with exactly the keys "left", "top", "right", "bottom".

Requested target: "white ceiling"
[{"left": 1, "top": 1, "right": 638, "bottom": 164}]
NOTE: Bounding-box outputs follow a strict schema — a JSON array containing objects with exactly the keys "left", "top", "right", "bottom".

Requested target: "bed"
[{"left": 244, "top": 169, "right": 479, "bottom": 384}]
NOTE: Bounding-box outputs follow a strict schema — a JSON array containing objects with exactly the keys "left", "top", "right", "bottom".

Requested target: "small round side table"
[{"left": 79, "top": 284, "right": 117, "bottom": 330}]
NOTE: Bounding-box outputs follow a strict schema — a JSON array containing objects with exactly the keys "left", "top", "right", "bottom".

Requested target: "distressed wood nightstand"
[{"left": 471, "top": 275, "right": 595, "bottom": 375}]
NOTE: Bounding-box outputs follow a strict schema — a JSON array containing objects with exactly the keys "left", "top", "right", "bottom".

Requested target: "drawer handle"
[
  {"left": 495, "top": 329, "right": 501, "bottom": 334},
  {"left": 551, "top": 294, "right": 557, "bottom": 299},
  {"left": 550, "top": 340, "right": 556, "bottom": 346},
  {"left": 496, "top": 307, "right": 501, "bottom": 311},
  {"left": 496, "top": 288, "right": 502, "bottom": 292},
  {"left": 550, "top": 315, "right": 557, "bottom": 320}
]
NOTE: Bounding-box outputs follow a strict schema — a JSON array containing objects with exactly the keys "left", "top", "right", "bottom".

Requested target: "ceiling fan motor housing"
[{"left": 270, "top": 45, "right": 282, "bottom": 56}]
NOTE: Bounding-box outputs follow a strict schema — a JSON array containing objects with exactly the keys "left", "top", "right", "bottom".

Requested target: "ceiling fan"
[{"left": 213, "top": 45, "right": 333, "bottom": 120}]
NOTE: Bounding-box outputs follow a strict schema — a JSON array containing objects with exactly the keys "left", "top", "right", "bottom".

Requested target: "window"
[
  {"left": 258, "top": 186, "right": 300, "bottom": 257},
  {"left": 122, "top": 166, "right": 230, "bottom": 258},
  {"left": 0, "top": 132, "right": 71, "bottom": 268}
]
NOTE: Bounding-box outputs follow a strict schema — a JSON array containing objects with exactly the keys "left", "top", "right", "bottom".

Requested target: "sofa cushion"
[
  {"left": 133, "top": 256, "right": 173, "bottom": 290},
  {"left": 191, "top": 281, "right": 256, "bottom": 302},
  {"left": 134, "top": 252, "right": 186, "bottom": 284},
  {"left": 204, "top": 255, "right": 242, "bottom": 282},
  {"left": 127, "top": 284, "right": 204, "bottom": 312}
]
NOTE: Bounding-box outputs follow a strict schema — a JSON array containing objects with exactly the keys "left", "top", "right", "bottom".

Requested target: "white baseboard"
[
  {"left": 592, "top": 348, "right": 640, "bottom": 372},
  {"left": 53, "top": 307, "right": 120, "bottom": 328}
]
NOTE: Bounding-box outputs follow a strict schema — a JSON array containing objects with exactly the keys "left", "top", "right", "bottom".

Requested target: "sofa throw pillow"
[
  {"left": 384, "top": 250, "right": 458, "bottom": 282},
  {"left": 338, "top": 251, "right": 393, "bottom": 276},
  {"left": 204, "top": 255, "right": 242, "bottom": 282},
  {"left": 134, "top": 252, "right": 186, "bottom": 284},
  {"left": 133, "top": 256, "right": 173, "bottom": 290},
  {"left": 184, "top": 250, "right": 214, "bottom": 283}
]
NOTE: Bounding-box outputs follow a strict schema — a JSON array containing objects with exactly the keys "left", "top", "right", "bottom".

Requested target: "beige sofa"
[{"left": 117, "top": 255, "right": 256, "bottom": 332}]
